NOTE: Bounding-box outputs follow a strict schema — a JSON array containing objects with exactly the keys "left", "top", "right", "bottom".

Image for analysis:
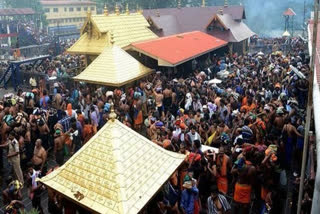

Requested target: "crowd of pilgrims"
[{"left": 0, "top": 37, "right": 315, "bottom": 214}]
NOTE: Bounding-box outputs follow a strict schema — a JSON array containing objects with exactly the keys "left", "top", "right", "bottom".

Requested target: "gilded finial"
[
  {"left": 87, "top": 8, "right": 91, "bottom": 18},
  {"left": 104, "top": 4, "right": 108, "bottom": 16},
  {"left": 126, "top": 3, "right": 129, "bottom": 15},
  {"left": 219, "top": 8, "right": 223, "bottom": 15},
  {"left": 224, "top": 0, "right": 228, "bottom": 7},
  {"left": 136, "top": 4, "right": 139, "bottom": 12},
  {"left": 110, "top": 31, "right": 114, "bottom": 45},
  {"left": 138, "top": 7, "right": 143, "bottom": 14},
  {"left": 115, "top": 4, "right": 120, "bottom": 15},
  {"left": 178, "top": 0, "right": 181, "bottom": 9},
  {"left": 109, "top": 103, "right": 117, "bottom": 122},
  {"left": 202, "top": 0, "right": 206, "bottom": 7}
]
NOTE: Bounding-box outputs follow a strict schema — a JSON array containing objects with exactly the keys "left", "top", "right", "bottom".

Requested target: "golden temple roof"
[
  {"left": 40, "top": 120, "right": 185, "bottom": 214},
  {"left": 67, "top": 12, "right": 158, "bottom": 55},
  {"left": 67, "top": 33, "right": 108, "bottom": 55},
  {"left": 73, "top": 45, "right": 153, "bottom": 87}
]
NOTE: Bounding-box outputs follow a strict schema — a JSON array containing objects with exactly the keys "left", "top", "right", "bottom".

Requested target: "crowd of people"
[{"left": 0, "top": 36, "right": 315, "bottom": 214}]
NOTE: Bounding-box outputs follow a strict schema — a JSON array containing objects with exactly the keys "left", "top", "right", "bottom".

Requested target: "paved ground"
[{"left": 0, "top": 150, "right": 58, "bottom": 214}]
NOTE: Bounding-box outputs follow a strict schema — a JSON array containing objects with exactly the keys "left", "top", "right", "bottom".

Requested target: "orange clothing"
[
  {"left": 234, "top": 183, "right": 252, "bottom": 204},
  {"left": 248, "top": 103, "right": 256, "bottom": 111},
  {"left": 261, "top": 186, "right": 269, "bottom": 201},
  {"left": 83, "top": 124, "right": 94, "bottom": 144},
  {"left": 216, "top": 154, "right": 229, "bottom": 194},
  {"left": 77, "top": 114, "right": 85, "bottom": 128},
  {"left": 240, "top": 105, "right": 249, "bottom": 113},
  {"left": 242, "top": 96, "right": 248, "bottom": 106},
  {"left": 134, "top": 110, "right": 143, "bottom": 125},
  {"left": 67, "top": 103, "right": 72, "bottom": 117},
  {"left": 217, "top": 176, "right": 228, "bottom": 195}
]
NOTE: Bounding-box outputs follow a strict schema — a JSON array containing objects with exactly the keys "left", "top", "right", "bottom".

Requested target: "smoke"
[{"left": 209, "top": 0, "right": 314, "bottom": 37}]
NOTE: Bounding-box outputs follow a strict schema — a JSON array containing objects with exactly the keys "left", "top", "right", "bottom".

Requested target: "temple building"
[
  {"left": 143, "top": 1, "right": 255, "bottom": 54},
  {"left": 67, "top": 6, "right": 158, "bottom": 64},
  {"left": 73, "top": 45, "right": 153, "bottom": 87},
  {"left": 40, "top": 114, "right": 185, "bottom": 214}
]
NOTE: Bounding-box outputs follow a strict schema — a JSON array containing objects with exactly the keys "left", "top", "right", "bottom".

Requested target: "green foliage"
[
  {"left": 4, "top": 0, "right": 48, "bottom": 27},
  {"left": 21, "top": 208, "right": 40, "bottom": 214}
]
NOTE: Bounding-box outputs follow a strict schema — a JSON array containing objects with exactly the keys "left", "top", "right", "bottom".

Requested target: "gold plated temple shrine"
[
  {"left": 40, "top": 119, "right": 185, "bottom": 214},
  {"left": 67, "top": 10, "right": 158, "bottom": 57},
  {"left": 73, "top": 45, "right": 153, "bottom": 87}
]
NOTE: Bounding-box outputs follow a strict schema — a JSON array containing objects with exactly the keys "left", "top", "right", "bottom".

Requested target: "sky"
[{"left": 210, "top": 0, "right": 314, "bottom": 37}]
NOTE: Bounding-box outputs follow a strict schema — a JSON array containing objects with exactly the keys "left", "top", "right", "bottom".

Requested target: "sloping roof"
[
  {"left": 40, "top": 119, "right": 185, "bottom": 214},
  {"left": 148, "top": 15, "right": 181, "bottom": 36},
  {"left": 143, "top": 6, "right": 245, "bottom": 37},
  {"left": 73, "top": 45, "right": 153, "bottom": 86},
  {"left": 129, "top": 31, "right": 227, "bottom": 67},
  {"left": 283, "top": 8, "right": 296, "bottom": 16},
  {"left": 67, "top": 33, "right": 108, "bottom": 55},
  {"left": 0, "top": 8, "right": 35, "bottom": 16},
  {"left": 40, "top": 1, "right": 96, "bottom": 6},
  {"left": 67, "top": 13, "right": 158, "bottom": 55},
  {"left": 213, "top": 13, "right": 255, "bottom": 42}
]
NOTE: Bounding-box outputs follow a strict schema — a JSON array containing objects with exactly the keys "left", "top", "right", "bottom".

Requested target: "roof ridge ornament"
[
  {"left": 104, "top": 4, "right": 108, "bottom": 16},
  {"left": 126, "top": 3, "right": 130, "bottom": 15},
  {"left": 109, "top": 103, "right": 117, "bottom": 122},
  {"left": 202, "top": 0, "right": 206, "bottom": 7},
  {"left": 115, "top": 4, "right": 120, "bottom": 15},
  {"left": 110, "top": 31, "right": 114, "bottom": 45},
  {"left": 178, "top": 0, "right": 181, "bottom": 9},
  {"left": 87, "top": 8, "right": 91, "bottom": 18},
  {"left": 219, "top": 7, "right": 223, "bottom": 15},
  {"left": 156, "top": 9, "right": 160, "bottom": 17},
  {"left": 224, "top": 0, "right": 228, "bottom": 7}
]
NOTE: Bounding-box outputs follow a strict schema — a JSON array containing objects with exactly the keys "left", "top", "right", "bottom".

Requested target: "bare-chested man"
[
  {"left": 38, "top": 119, "right": 50, "bottom": 151},
  {"left": 32, "top": 139, "right": 47, "bottom": 173},
  {"left": 163, "top": 85, "right": 172, "bottom": 114},
  {"left": 231, "top": 155, "right": 256, "bottom": 214},
  {"left": 54, "top": 128, "right": 65, "bottom": 166},
  {"left": 282, "top": 118, "right": 303, "bottom": 168}
]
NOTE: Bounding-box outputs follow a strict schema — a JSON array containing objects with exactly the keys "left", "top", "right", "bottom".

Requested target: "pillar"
[
  {"left": 6, "top": 23, "right": 11, "bottom": 47},
  {"left": 228, "top": 43, "right": 233, "bottom": 56}
]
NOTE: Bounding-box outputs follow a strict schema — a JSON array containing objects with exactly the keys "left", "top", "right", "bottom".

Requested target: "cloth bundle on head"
[
  {"left": 8, "top": 180, "right": 23, "bottom": 194},
  {"left": 276, "top": 107, "right": 284, "bottom": 114},
  {"left": 241, "top": 126, "right": 253, "bottom": 143},
  {"left": 265, "top": 145, "right": 278, "bottom": 162},
  {"left": 3, "top": 114, "right": 14, "bottom": 126},
  {"left": 134, "top": 91, "right": 141, "bottom": 99},
  {"left": 155, "top": 121, "right": 164, "bottom": 128},
  {"left": 104, "top": 103, "right": 111, "bottom": 112},
  {"left": 106, "top": 91, "right": 113, "bottom": 98}
]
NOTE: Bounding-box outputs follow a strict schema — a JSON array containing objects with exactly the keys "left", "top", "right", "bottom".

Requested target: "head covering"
[
  {"left": 67, "top": 103, "right": 72, "bottom": 117},
  {"left": 276, "top": 107, "right": 284, "bottom": 114},
  {"left": 104, "top": 103, "right": 111, "bottom": 112},
  {"left": 183, "top": 181, "right": 193, "bottom": 189}
]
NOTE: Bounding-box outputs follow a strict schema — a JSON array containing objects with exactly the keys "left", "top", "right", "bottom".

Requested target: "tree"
[{"left": 5, "top": 0, "right": 48, "bottom": 27}]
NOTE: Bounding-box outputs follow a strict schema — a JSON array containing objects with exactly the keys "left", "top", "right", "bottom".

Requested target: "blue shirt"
[
  {"left": 180, "top": 187, "right": 199, "bottom": 214},
  {"left": 58, "top": 116, "right": 71, "bottom": 132},
  {"left": 40, "top": 96, "right": 50, "bottom": 109}
]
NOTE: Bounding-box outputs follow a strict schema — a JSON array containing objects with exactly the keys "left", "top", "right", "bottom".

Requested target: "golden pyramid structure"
[
  {"left": 73, "top": 45, "right": 153, "bottom": 87},
  {"left": 40, "top": 119, "right": 185, "bottom": 214},
  {"left": 67, "top": 12, "right": 158, "bottom": 55}
]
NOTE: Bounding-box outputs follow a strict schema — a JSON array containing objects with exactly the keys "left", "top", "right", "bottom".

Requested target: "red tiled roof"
[
  {"left": 40, "top": 1, "right": 95, "bottom": 6},
  {"left": 0, "top": 8, "right": 35, "bottom": 16},
  {"left": 130, "top": 31, "right": 227, "bottom": 66},
  {"left": 283, "top": 8, "right": 296, "bottom": 16},
  {"left": 309, "top": 20, "right": 320, "bottom": 85}
]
